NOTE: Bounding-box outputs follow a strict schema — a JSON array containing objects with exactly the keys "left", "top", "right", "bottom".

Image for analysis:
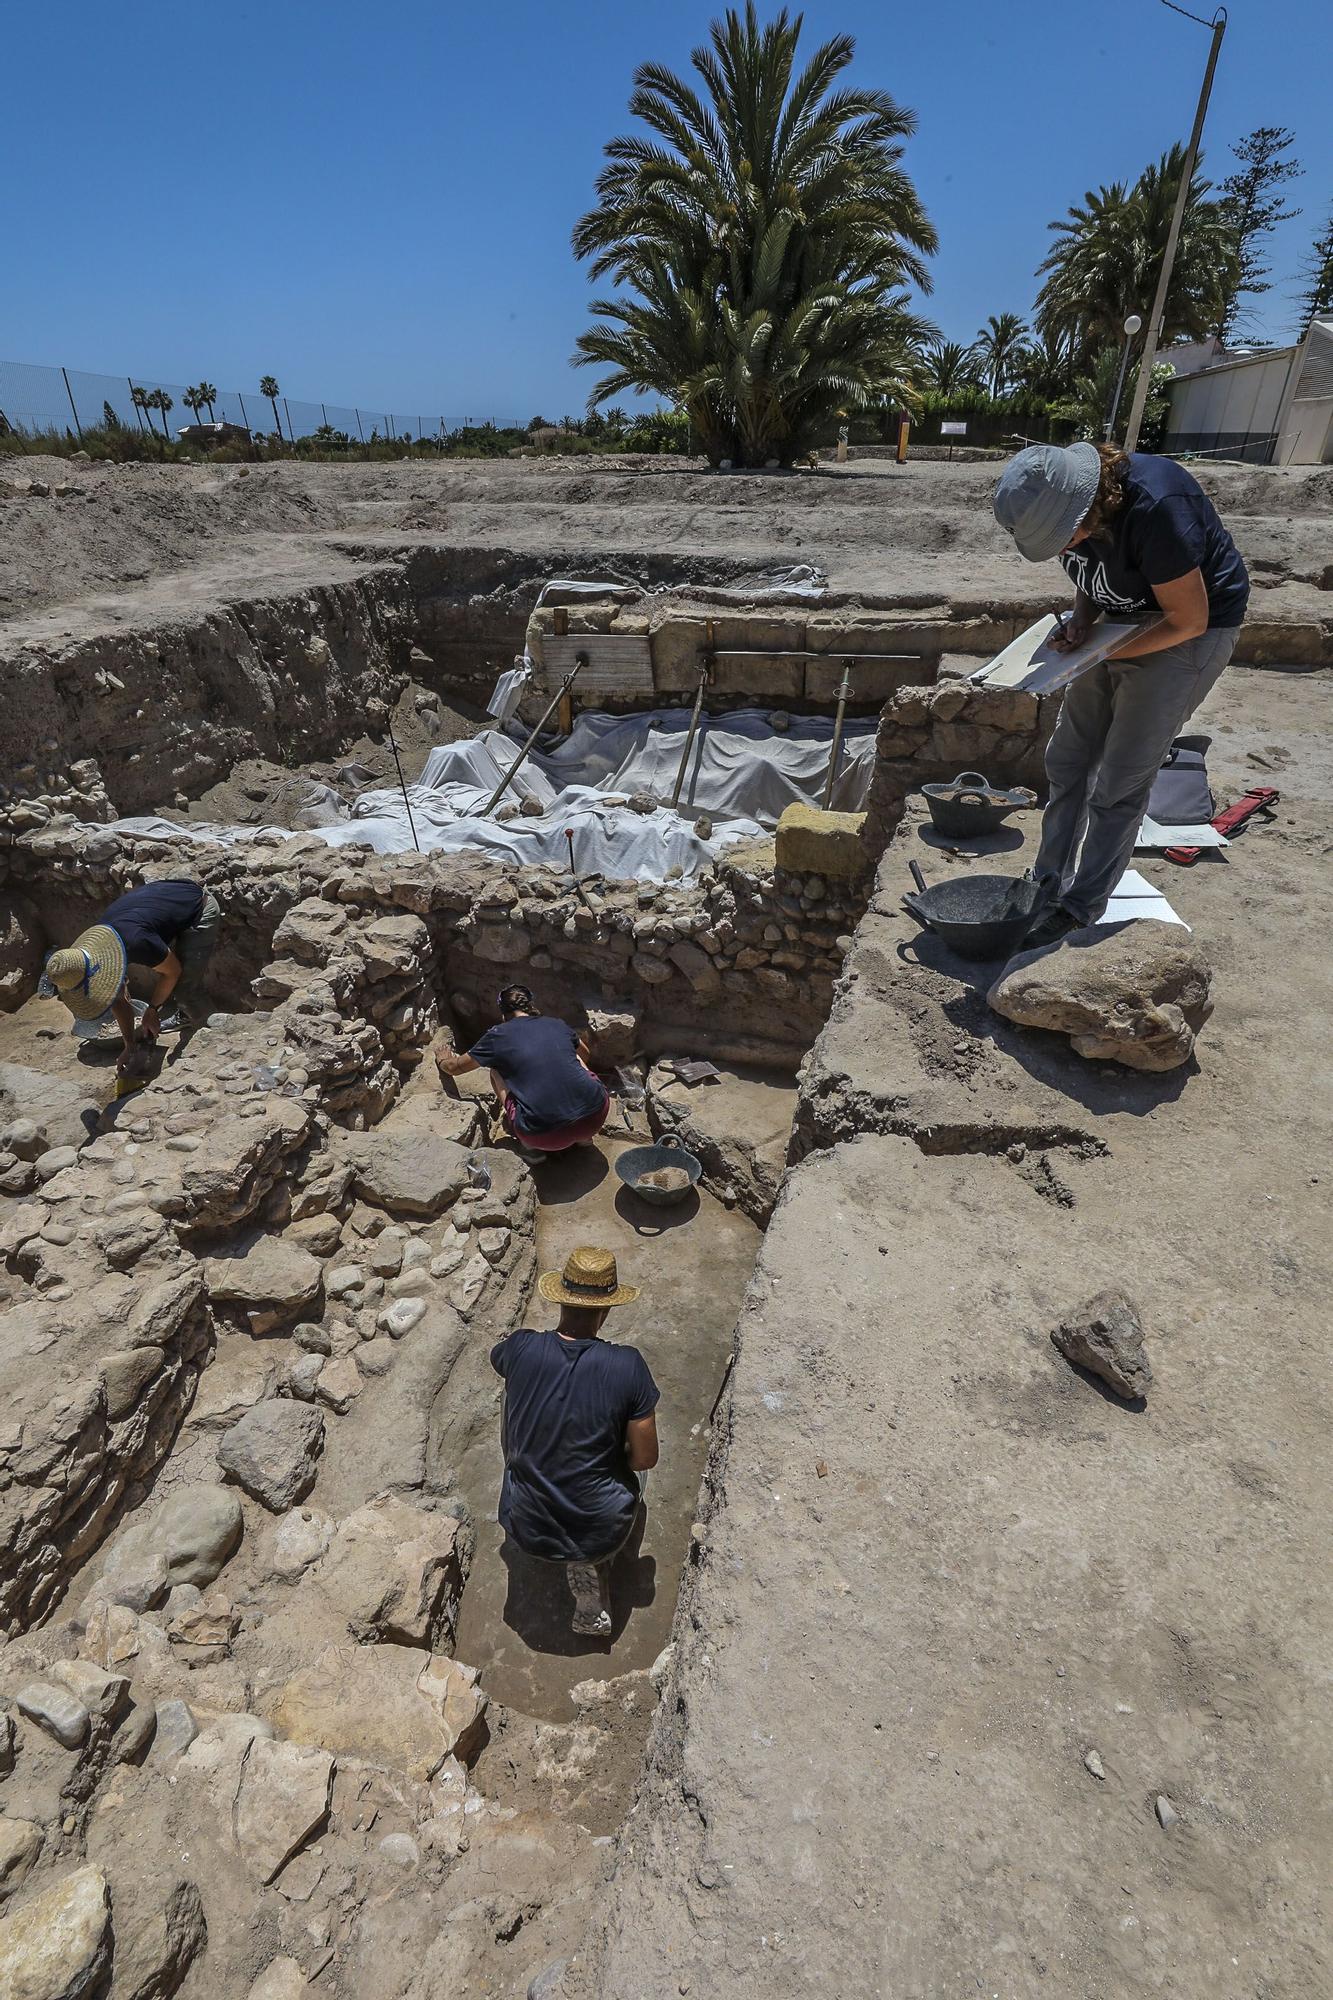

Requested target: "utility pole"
[{"left": 1123, "top": 5, "right": 1227, "bottom": 452}]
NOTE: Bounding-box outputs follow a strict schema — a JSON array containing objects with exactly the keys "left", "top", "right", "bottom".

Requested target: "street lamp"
[{"left": 1106, "top": 314, "right": 1144, "bottom": 441}]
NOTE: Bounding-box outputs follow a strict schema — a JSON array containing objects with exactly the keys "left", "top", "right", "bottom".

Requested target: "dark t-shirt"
[
  {"left": 1059, "top": 453, "right": 1249, "bottom": 628},
  {"left": 491, "top": 1328, "right": 659, "bottom": 1562},
  {"left": 468, "top": 1014, "right": 607, "bottom": 1135},
  {"left": 102, "top": 881, "right": 205, "bottom": 968}
]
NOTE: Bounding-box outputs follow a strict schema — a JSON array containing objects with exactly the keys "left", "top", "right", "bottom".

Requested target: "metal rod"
[
  {"left": 481, "top": 658, "right": 585, "bottom": 817},
  {"left": 671, "top": 655, "right": 712, "bottom": 810},
  {"left": 1124, "top": 8, "right": 1227, "bottom": 451},
  {"left": 385, "top": 715, "right": 421, "bottom": 853},
  {"left": 821, "top": 663, "right": 854, "bottom": 809},
  {"left": 699, "top": 647, "right": 921, "bottom": 663},
  {"left": 61, "top": 367, "right": 83, "bottom": 441}
]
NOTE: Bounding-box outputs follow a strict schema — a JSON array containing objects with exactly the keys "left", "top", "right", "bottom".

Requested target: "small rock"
[
  {"left": 247, "top": 1958, "right": 308, "bottom": 2000},
  {"left": 1052, "top": 1290, "right": 1153, "bottom": 1402},
  {"left": 314, "top": 1355, "right": 362, "bottom": 1414},
  {"left": 153, "top": 1698, "right": 200, "bottom": 1761},
  {"left": 380, "top": 1297, "right": 426, "bottom": 1339},
  {"left": 1155, "top": 1793, "right": 1180, "bottom": 1828},
  {"left": 267, "top": 1507, "right": 335, "bottom": 1581},
  {"left": 1084, "top": 1748, "right": 1106, "bottom": 1780},
  {"left": 0, "top": 1819, "right": 42, "bottom": 1905},
  {"left": 14, "top": 1680, "right": 89, "bottom": 1749},
  {"left": 377, "top": 1832, "right": 419, "bottom": 1870},
  {"left": 34, "top": 1145, "right": 78, "bottom": 1182}
]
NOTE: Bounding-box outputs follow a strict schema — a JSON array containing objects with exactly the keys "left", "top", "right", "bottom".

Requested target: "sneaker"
[
  {"left": 1023, "top": 902, "right": 1082, "bottom": 950},
  {"left": 572, "top": 1607, "right": 612, "bottom": 1637}
]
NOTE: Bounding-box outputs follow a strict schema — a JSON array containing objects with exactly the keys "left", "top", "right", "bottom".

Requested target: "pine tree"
[
  {"left": 1215, "top": 126, "right": 1302, "bottom": 341},
  {"left": 1296, "top": 205, "right": 1333, "bottom": 333}
]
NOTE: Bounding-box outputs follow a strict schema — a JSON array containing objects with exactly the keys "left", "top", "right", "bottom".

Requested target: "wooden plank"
[{"left": 541, "top": 633, "right": 654, "bottom": 693}]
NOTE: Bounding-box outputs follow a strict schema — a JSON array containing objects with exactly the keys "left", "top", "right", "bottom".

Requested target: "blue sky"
[{"left": 6, "top": 0, "right": 1329, "bottom": 425}]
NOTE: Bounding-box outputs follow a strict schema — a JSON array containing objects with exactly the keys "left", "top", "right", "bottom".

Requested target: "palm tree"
[
  {"left": 198, "top": 381, "right": 218, "bottom": 422},
  {"left": 974, "top": 312, "right": 1030, "bottom": 397},
  {"left": 918, "top": 339, "right": 982, "bottom": 395},
  {"left": 130, "top": 385, "right": 151, "bottom": 432},
  {"left": 1015, "top": 327, "right": 1076, "bottom": 401},
  {"left": 572, "top": 3, "right": 937, "bottom": 466},
  {"left": 1035, "top": 146, "right": 1238, "bottom": 370},
  {"left": 148, "top": 389, "right": 174, "bottom": 439},
  {"left": 182, "top": 386, "right": 206, "bottom": 428},
  {"left": 260, "top": 376, "right": 284, "bottom": 440}
]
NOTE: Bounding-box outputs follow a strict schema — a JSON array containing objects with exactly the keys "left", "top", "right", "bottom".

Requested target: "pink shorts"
[{"left": 502, "top": 1091, "right": 610, "bottom": 1152}]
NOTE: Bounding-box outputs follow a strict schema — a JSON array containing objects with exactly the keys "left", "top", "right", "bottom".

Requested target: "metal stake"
[
  {"left": 385, "top": 714, "right": 422, "bottom": 853},
  {"left": 821, "top": 662, "right": 854, "bottom": 809},
  {"left": 481, "top": 657, "right": 585, "bottom": 817},
  {"left": 670, "top": 627, "right": 714, "bottom": 811},
  {"left": 61, "top": 368, "right": 83, "bottom": 441}
]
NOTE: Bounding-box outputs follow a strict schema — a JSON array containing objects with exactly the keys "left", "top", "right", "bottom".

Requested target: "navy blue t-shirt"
[
  {"left": 491, "top": 1328, "right": 659, "bottom": 1561},
  {"left": 1060, "top": 453, "right": 1249, "bottom": 628},
  {"left": 468, "top": 1014, "right": 607, "bottom": 1135},
  {"left": 102, "top": 881, "right": 205, "bottom": 968}
]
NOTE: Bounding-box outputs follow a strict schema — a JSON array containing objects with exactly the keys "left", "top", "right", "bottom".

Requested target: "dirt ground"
[
  {"left": 581, "top": 657, "right": 1333, "bottom": 1999},
  {"left": 2, "top": 455, "right": 1329, "bottom": 644}
]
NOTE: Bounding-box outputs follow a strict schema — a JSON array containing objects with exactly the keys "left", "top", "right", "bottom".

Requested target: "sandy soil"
[{"left": 3, "top": 455, "right": 1330, "bottom": 635}]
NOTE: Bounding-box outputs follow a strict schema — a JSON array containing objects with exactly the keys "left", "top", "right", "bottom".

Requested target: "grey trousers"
[{"left": 1033, "top": 627, "right": 1239, "bottom": 923}]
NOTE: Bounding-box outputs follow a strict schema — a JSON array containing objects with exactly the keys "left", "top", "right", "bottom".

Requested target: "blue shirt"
[
  {"left": 468, "top": 1014, "right": 607, "bottom": 1135},
  {"left": 102, "top": 880, "right": 205, "bottom": 968},
  {"left": 1060, "top": 453, "right": 1249, "bottom": 629},
  {"left": 491, "top": 1328, "right": 659, "bottom": 1562}
]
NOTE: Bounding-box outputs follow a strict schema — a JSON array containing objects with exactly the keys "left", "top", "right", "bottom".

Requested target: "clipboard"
[{"left": 971, "top": 613, "right": 1165, "bottom": 695}]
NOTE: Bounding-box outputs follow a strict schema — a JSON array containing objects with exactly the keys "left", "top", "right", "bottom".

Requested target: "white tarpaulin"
[{"left": 103, "top": 708, "right": 876, "bottom": 884}]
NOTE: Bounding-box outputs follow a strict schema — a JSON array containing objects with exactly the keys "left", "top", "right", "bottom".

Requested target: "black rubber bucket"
[{"left": 904, "top": 862, "right": 1041, "bottom": 961}]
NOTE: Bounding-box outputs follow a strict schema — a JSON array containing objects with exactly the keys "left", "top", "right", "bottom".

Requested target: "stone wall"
[
  {"left": 1, "top": 825, "right": 870, "bottom": 1063},
  {"left": 861, "top": 678, "right": 1059, "bottom": 851}
]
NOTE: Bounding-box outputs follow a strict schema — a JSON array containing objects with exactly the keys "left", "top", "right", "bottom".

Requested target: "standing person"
[
  {"left": 491, "top": 1246, "right": 659, "bottom": 1637},
  {"left": 992, "top": 442, "right": 1249, "bottom": 947},
  {"left": 41, "top": 879, "right": 221, "bottom": 1074},
  {"left": 435, "top": 985, "right": 610, "bottom": 1155}
]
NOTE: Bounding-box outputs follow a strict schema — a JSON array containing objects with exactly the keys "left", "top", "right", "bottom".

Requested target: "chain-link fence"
[{"left": 0, "top": 357, "right": 521, "bottom": 444}]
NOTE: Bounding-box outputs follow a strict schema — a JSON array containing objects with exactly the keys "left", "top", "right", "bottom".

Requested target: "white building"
[{"left": 1162, "top": 318, "right": 1333, "bottom": 465}]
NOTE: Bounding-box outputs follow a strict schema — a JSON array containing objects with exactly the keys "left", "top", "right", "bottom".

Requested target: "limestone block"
[
  {"left": 96, "top": 1875, "right": 205, "bottom": 2000},
  {"left": 307, "top": 1496, "right": 470, "bottom": 1650},
  {"left": 204, "top": 1237, "right": 323, "bottom": 1324},
  {"left": 98, "top": 1347, "right": 164, "bottom": 1421},
  {"left": 13, "top": 1681, "right": 89, "bottom": 1749},
  {"left": 264, "top": 1508, "right": 336, "bottom": 1582},
  {"left": 98, "top": 1485, "right": 243, "bottom": 1604},
  {"left": 234, "top": 1737, "right": 334, "bottom": 1884},
  {"left": 50, "top": 1660, "right": 131, "bottom": 1727},
  {"left": 774, "top": 805, "right": 869, "bottom": 881},
  {"left": 248, "top": 1958, "right": 310, "bottom": 2000},
  {"left": 0, "top": 1865, "right": 111, "bottom": 2000},
  {"left": 0, "top": 1820, "right": 42, "bottom": 1905},
  {"left": 270, "top": 899, "right": 350, "bottom": 968},
  {"left": 167, "top": 1592, "right": 241, "bottom": 1664},
  {"left": 127, "top": 1269, "right": 205, "bottom": 1349},
  {"left": 187, "top": 1349, "right": 273, "bottom": 1431},
  {"left": 668, "top": 940, "right": 721, "bottom": 995},
  {"left": 988, "top": 921, "right": 1214, "bottom": 1072},
  {"left": 218, "top": 1402, "right": 325, "bottom": 1512},
  {"left": 268, "top": 1644, "right": 487, "bottom": 1780}
]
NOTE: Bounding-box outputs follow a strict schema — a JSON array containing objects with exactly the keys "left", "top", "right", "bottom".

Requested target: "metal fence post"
[
  {"left": 283, "top": 396, "right": 293, "bottom": 443},
  {"left": 238, "top": 392, "right": 250, "bottom": 433},
  {"left": 61, "top": 368, "right": 83, "bottom": 441}
]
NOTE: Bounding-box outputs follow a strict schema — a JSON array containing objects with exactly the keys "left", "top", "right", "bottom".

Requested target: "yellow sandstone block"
[{"left": 775, "top": 804, "right": 869, "bottom": 879}]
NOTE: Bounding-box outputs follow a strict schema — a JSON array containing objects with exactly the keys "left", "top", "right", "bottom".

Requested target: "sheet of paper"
[
  {"left": 971, "top": 614, "right": 1162, "bottom": 694},
  {"left": 1095, "top": 867, "right": 1189, "bottom": 930},
  {"left": 1137, "top": 815, "right": 1229, "bottom": 850}
]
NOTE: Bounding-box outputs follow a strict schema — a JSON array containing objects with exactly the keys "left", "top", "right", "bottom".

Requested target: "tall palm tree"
[
  {"left": 182, "top": 386, "right": 205, "bottom": 427},
  {"left": 148, "top": 389, "right": 174, "bottom": 439},
  {"left": 1035, "top": 146, "right": 1238, "bottom": 369},
  {"left": 129, "top": 385, "right": 150, "bottom": 432},
  {"left": 1015, "top": 327, "right": 1075, "bottom": 401},
  {"left": 260, "top": 376, "right": 284, "bottom": 440},
  {"left": 974, "top": 312, "right": 1030, "bottom": 397},
  {"left": 198, "top": 381, "right": 218, "bottom": 422},
  {"left": 572, "top": 4, "right": 938, "bottom": 466},
  {"left": 918, "top": 339, "right": 982, "bottom": 395}
]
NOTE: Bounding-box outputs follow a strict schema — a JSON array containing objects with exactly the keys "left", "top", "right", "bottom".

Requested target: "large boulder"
[
  {"left": 0, "top": 1864, "right": 111, "bottom": 2000},
  {"left": 203, "top": 1237, "right": 323, "bottom": 1333},
  {"left": 348, "top": 1131, "right": 470, "bottom": 1218},
  {"left": 988, "top": 920, "right": 1213, "bottom": 1072},
  {"left": 268, "top": 1644, "right": 487, "bottom": 1780},
  {"left": 99, "top": 1875, "right": 206, "bottom": 2000},
  {"left": 97, "top": 1485, "right": 244, "bottom": 1609},
  {"left": 218, "top": 1403, "right": 325, "bottom": 1512}
]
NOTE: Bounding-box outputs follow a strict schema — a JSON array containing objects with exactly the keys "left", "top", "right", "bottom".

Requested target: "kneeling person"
[
  {"left": 436, "top": 984, "right": 609, "bottom": 1153},
  {"left": 43, "top": 878, "right": 221, "bottom": 1072},
  {"left": 491, "top": 1247, "right": 658, "bottom": 1637}
]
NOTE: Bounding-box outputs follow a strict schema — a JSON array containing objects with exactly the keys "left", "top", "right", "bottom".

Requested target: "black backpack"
[{"left": 1148, "top": 736, "right": 1214, "bottom": 826}]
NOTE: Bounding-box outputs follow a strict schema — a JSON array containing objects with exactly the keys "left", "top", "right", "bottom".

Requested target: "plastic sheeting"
[{"left": 103, "top": 708, "right": 877, "bottom": 885}]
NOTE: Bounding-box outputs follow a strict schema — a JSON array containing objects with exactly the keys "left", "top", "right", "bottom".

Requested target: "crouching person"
[
  {"left": 42, "top": 878, "right": 221, "bottom": 1074},
  {"left": 491, "top": 1247, "right": 658, "bottom": 1638},
  {"left": 436, "top": 984, "right": 610, "bottom": 1156}
]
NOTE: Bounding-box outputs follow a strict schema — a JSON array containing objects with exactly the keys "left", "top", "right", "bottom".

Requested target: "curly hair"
[{"left": 1078, "top": 444, "right": 1131, "bottom": 539}]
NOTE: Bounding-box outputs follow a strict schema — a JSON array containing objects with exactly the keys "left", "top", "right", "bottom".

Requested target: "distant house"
[
  {"left": 1162, "top": 319, "right": 1333, "bottom": 466},
  {"left": 176, "top": 421, "right": 251, "bottom": 448}
]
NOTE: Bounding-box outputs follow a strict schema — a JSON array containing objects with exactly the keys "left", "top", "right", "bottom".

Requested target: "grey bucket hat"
[{"left": 992, "top": 442, "right": 1102, "bottom": 562}]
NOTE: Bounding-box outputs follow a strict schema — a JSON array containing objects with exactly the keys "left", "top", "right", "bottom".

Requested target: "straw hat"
[
  {"left": 538, "top": 1245, "right": 640, "bottom": 1309},
  {"left": 42, "top": 926, "right": 128, "bottom": 1023}
]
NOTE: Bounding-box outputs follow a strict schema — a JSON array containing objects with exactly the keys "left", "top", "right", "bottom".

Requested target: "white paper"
[
  {"left": 971, "top": 614, "right": 1163, "bottom": 694},
  {"left": 1137, "top": 815, "right": 1228, "bottom": 850},
  {"left": 1096, "top": 868, "right": 1189, "bottom": 930}
]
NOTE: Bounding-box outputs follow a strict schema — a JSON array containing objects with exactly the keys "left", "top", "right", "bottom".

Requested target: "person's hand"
[{"left": 1049, "top": 607, "right": 1091, "bottom": 654}]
